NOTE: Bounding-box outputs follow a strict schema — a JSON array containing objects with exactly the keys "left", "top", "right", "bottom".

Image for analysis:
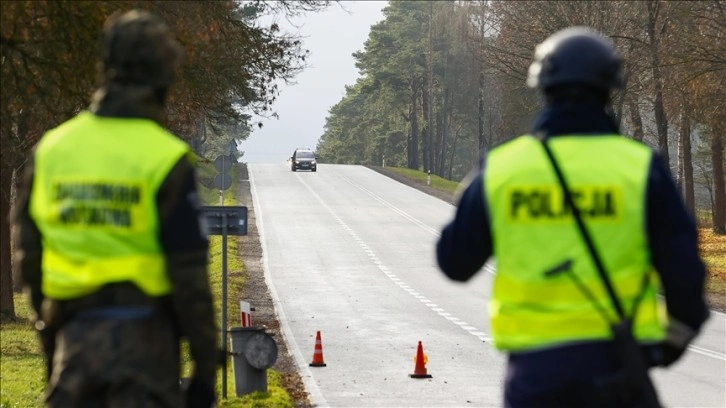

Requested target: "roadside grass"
[
  {"left": 387, "top": 167, "right": 460, "bottom": 195},
  {"left": 0, "top": 161, "right": 292, "bottom": 408},
  {"left": 0, "top": 299, "right": 46, "bottom": 408},
  {"left": 198, "top": 161, "right": 293, "bottom": 407},
  {"left": 699, "top": 228, "right": 726, "bottom": 300}
]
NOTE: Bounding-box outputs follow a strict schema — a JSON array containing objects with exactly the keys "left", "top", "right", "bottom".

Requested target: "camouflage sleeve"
[
  {"left": 10, "top": 154, "right": 44, "bottom": 321},
  {"left": 157, "top": 156, "right": 218, "bottom": 383}
]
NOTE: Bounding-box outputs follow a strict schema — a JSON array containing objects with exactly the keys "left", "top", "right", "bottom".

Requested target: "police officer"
[
  {"left": 12, "top": 10, "right": 218, "bottom": 408},
  {"left": 436, "top": 26, "right": 710, "bottom": 407}
]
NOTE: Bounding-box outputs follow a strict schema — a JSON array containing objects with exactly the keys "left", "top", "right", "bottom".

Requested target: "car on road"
[{"left": 291, "top": 148, "right": 317, "bottom": 172}]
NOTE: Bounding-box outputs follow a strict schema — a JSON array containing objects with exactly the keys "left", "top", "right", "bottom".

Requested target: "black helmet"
[
  {"left": 100, "top": 10, "right": 182, "bottom": 89},
  {"left": 527, "top": 27, "right": 624, "bottom": 92}
]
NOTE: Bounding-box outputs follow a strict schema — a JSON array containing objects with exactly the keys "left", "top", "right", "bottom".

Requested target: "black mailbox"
[{"left": 201, "top": 206, "right": 248, "bottom": 236}]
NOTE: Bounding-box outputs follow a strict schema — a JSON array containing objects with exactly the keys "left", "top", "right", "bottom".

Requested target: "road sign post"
[
  {"left": 201, "top": 205, "right": 247, "bottom": 399},
  {"left": 214, "top": 154, "right": 235, "bottom": 205}
]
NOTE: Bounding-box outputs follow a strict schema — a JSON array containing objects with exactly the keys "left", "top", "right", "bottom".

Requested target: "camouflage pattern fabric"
[
  {"left": 45, "top": 313, "right": 182, "bottom": 408},
  {"left": 11, "top": 10, "right": 218, "bottom": 404}
]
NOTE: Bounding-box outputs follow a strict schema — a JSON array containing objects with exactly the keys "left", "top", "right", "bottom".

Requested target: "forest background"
[
  {"left": 2, "top": 1, "right": 724, "bottom": 318},
  {"left": 315, "top": 1, "right": 725, "bottom": 236},
  {"left": 0, "top": 0, "right": 329, "bottom": 317}
]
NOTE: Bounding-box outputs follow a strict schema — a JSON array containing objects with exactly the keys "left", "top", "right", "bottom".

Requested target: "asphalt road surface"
[{"left": 249, "top": 163, "right": 725, "bottom": 408}]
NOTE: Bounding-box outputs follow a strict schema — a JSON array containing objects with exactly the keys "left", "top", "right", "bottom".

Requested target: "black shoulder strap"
[{"left": 539, "top": 138, "right": 626, "bottom": 320}]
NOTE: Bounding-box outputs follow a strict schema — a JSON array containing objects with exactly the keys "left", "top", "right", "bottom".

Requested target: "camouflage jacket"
[{"left": 11, "top": 86, "right": 219, "bottom": 384}]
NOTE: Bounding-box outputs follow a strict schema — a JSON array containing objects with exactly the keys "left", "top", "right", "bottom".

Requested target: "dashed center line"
[{"left": 297, "top": 173, "right": 493, "bottom": 343}]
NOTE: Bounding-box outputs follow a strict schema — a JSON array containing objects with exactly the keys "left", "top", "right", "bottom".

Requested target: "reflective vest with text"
[
  {"left": 484, "top": 135, "right": 666, "bottom": 351},
  {"left": 30, "top": 112, "right": 190, "bottom": 300}
]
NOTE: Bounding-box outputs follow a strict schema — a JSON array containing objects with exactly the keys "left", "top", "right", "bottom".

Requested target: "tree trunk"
[
  {"left": 677, "top": 122, "right": 683, "bottom": 193},
  {"left": 647, "top": 0, "right": 670, "bottom": 167},
  {"left": 680, "top": 112, "right": 695, "bottom": 215},
  {"left": 409, "top": 83, "right": 420, "bottom": 170},
  {"left": 439, "top": 108, "right": 450, "bottom": 177},
  {"left": 426, "top": 1, "right": 435, "bottom": 174},
  {"left": 421, "top": 77, "right": 430, "bottom": 172},
  {"left": 711, "top": 128, "right": 725, "bottom": 234},
  {"left": 448, "top": 126, "right": 461, "bottom": 180},
  {"left": 406, "top": 105, "right": 414, "bottom": 169},
  {"left": 613, "top": 89, "right": 626, "bottom": 129},
  {"left": 438, "top": 85, "right": 451, "bottom": 177},
  {"left": 434, "top": 111, "right": 441, "bottom": 175},
  {"left": 1, "top": 163, "right": 16, "bottom": 318},
  {"left": 478, "top": 71, "right": 486, "bottom": 157},
  {"left": 627, "top": 95, "right": 645, "bottom": 142}
]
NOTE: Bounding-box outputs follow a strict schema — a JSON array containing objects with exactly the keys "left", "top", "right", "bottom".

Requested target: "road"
[{"left": 249, "top": 163, "right": 725, "bottom": 408}]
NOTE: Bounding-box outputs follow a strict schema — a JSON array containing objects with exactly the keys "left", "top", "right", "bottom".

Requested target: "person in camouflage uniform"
[{"left": 12, "top": 10, "right": 218, "bottom": 408}]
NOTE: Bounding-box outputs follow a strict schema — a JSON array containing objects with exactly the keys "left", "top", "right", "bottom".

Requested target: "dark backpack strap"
[{"left": 539, "top": 137, "right": 626, "bottom": 319}]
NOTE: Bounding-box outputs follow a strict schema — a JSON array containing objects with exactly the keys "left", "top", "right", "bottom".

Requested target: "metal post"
[
  {"left": 199, "top": 206, "right": 247, "bottom": 399},
  {"left": 221, "top": 212, "right": 228, "bottom": 399},
  {"left": 220, "top": 155, "right": 227, "bottom": 206},
  {"left": 427, "top": 170, "right": 431, "bottom": 185},
  {"left": 382, "top": 155, "right": 385, "bottom": 168}
]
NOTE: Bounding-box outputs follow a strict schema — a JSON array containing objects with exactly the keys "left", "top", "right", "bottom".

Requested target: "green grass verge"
[
  {"left": 0, "top": 161, "right": 293, "bottom": 408},
  {"left": 387, "top": 167, "right": 460, "bottom": 195},
  {"left": 0, "top": 300, "right": 46, "bottom": 408},
  {"left": 189, "top": 161, "right": 293, "bottom": 407},
  {"left": 699, "top": 228, "right": 726, "bottom": 304}
]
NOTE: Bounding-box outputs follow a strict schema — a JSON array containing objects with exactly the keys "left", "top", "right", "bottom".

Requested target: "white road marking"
[
  {"left": 337, "top": 171, "right": 726, "bottom": 359},
  {"left": 688, "top": 344, "right": 725, "bottom": 361},
  {"left": 296, "top": 173, "right": 494, "bottom": 346}
]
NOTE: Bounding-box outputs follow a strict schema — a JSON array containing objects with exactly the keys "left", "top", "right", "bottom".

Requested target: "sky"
[{"left": 240, "top": 1, "right": 388, "bottom": 163}]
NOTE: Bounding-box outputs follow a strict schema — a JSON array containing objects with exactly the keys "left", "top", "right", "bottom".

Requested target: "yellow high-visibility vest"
[
  {"left": 30, "top": 112, "right": 190, "bottom": 300},
  {"left": 484, "top": 135, "right": 666, "bottom": 351}
]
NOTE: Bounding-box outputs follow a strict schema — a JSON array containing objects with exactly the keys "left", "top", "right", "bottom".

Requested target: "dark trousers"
[
  {"left": 504, "top": 341, "right": 654, "bottom": 408},
  {"left": 46, "top": 310, "right": 181, "bottom": 408}
]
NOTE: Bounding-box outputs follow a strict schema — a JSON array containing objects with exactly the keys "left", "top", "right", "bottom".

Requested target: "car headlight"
[
  {"left": 295, "top": 160, "right": 300, "bottom": 164},
  {"left": 311, "top": 160, "right": 316, "bottom": 164}
]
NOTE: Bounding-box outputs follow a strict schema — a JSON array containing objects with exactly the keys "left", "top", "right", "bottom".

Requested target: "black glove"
[
  {"left": 659, "top": 341, "right": 687, "bottom": 367},
  {"left": 658, "top": 317, "right": 697, "bottom": 368},
  {"left": 184, "top": 377, "right": 216, "bottom": 408}
]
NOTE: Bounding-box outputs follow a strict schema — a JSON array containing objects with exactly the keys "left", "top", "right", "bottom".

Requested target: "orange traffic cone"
[
  {"left": 309, "top": 331, "right": 327, "bottom": 367},
  {"left": 409, "top": 341, "right": 432, "bottom": 378}
]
